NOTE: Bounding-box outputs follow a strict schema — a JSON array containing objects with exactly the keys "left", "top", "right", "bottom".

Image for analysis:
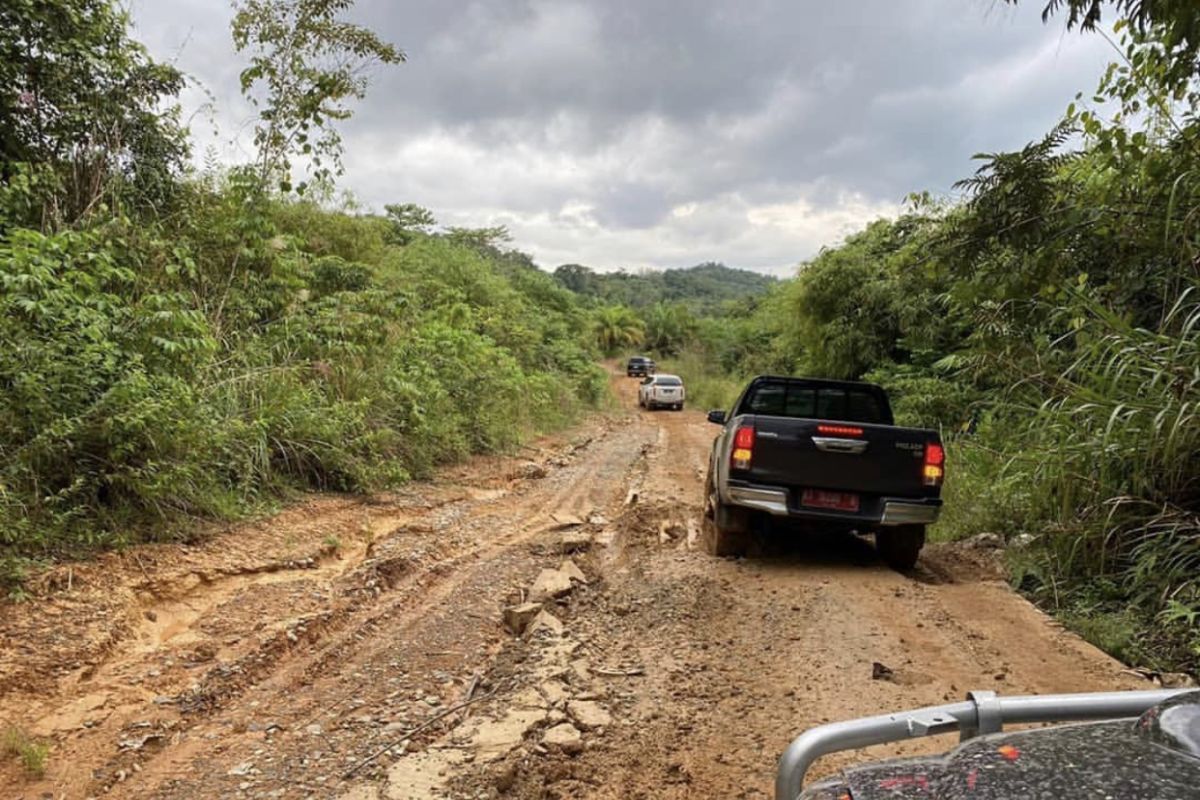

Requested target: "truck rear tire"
[
  {"left": 702, "top": 468, "right": 749, "bottom": 557},
  {"left": 876, "top": 525, "right": 925, "bottom": 571}
]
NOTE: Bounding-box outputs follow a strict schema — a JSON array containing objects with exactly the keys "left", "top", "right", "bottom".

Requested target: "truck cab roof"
[{"left": 734, "top": 375, "right": 894, "bottom": 426}]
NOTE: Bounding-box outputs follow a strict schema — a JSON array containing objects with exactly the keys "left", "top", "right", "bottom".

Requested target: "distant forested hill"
[{"left": 553, "top": 262, "right": 776, "bottom": 312}]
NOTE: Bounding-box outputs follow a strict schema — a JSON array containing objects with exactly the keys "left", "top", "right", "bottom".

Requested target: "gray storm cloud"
[{"left": 130, "top": 0, "right": 1111, "bottom": 274}]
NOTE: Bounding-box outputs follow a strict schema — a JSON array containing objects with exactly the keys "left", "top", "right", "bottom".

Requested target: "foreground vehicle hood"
[{"left": 802, "top": 692, "right": 1200, "bottom": 800}]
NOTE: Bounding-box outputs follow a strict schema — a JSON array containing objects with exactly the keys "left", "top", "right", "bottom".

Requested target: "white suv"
[{"left": 638, "top": 373, "right": 686, "bottom": 411}]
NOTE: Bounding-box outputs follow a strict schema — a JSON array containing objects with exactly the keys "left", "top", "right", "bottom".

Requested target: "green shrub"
[
  {"left": 0, "top": 186, "right": 603, "bottom": 589},
  {"left": 1059, "top": 607, "right": 1140, "bottom": 663}
]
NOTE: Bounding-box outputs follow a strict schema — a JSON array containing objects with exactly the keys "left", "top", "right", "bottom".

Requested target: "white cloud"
[{"left": 428, "top": 189, "right": 900, "bottom": 275}]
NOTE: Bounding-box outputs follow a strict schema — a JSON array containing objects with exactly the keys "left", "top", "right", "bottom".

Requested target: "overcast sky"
[{"left": 129, "top": 1, "right": 1113, "bottom": 275}]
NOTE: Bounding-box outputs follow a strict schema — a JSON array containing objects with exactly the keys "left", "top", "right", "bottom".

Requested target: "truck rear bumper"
[
  {"left": 878, "top": 500, "right": 940, "bottom": 525},
  {"left": 727, "top": 485, "right": 790, "bottom": 515},
  {"left": 724, "top": 483, "right": 941, "bottom": 527}
]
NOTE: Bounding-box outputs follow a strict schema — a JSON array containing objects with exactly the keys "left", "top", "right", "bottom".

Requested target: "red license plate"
[{"left": 801, "top": 489, "right": 860, "bottom": 512}]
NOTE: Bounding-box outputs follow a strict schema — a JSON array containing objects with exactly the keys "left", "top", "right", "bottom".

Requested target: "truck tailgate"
[{"left": 748, "top": 417, "right": 931, "bottom": 497}]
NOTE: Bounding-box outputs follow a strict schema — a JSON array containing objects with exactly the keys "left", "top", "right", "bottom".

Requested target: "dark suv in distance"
[{"left": 626, "top": 356, "right": 656, "bottom": 377}]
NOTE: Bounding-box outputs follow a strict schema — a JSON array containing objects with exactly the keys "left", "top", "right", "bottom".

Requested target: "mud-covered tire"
[
  {"left": 876, "top": 525, "right": 925, "bottom": 571},
  {"left": 702, "top": 467, "right": 749, "bottom": 557},
  {"left": 701, "top": 517, "right": 743, "bottom": 557}
]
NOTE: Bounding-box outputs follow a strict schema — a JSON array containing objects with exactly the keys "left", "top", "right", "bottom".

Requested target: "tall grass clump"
[
  {"left": 985, "top": 287, "right": 1200, "bottom": 670},
  {"left": 655, "top": 349, "right": 745, "bottom": 411}
]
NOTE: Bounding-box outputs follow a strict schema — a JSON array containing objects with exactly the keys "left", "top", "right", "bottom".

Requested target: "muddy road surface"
[{"left": 1, "top": 368, "right": 1142, "bottom": 799}]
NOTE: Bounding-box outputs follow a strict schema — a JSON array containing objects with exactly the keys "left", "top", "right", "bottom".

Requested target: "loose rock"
[
  {"left": 526, "top": 609, "right": 564, "bottom": 638},
  {"left": 515, "top": 462, "right": 547, "bottom": 480},
  {"left": 549, "top": 511, "right": 584, "bottom": 529},
  {"left": 1160, "top": 672, "right": 1199, "bottom": 689},
  {"left": 871, "top": 662, "right": 894, "bottom": 681},
  {"left": 558, "top": 560, "right": 587, "bottom": 585},
  {"left": 503, "top": 602, "right": 544, "bottom": 635},
  {"left": 560, "top": 531, "right": 592, "bottom": 554},
  {"left": 965, "top": 532, "right": 1004, "bottom": 550},
  {"left": 529, "top": 569, "right": 572, "bottom": 601},
  {"left": 542, "top": 722, "right": 583, "bottom": 755},
  {"left": 492, "top": 763, "right": 519, "bottom": 793},
  {"left": 567, "top": 699, "right": 611, "bottom": 730},
  {"left": 538, "top": 680, "right": 570, "bottom": 707}
]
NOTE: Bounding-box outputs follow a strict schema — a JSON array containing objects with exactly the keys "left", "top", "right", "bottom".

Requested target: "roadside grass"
[
  {"left": 929, "top": 439, "right": 1031, "bottom": 544},
  {"left": 2, "top": 725, "right": 49, "bottom": 778},
  {"left": 653, "top": 350, "right": 743, "bottom": 411},
  {"left": 1058, "top": 607, "right": 1140, "bottom": 663}
]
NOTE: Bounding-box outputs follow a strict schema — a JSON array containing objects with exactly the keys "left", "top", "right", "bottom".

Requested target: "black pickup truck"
[{"left": 704, "top": 376, "right": 944, "bottom": 569}]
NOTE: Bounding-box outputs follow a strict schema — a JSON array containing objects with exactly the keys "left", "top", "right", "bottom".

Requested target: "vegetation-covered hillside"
[{"left": 553, "top": 262, "right": 775, "bottom": 313}]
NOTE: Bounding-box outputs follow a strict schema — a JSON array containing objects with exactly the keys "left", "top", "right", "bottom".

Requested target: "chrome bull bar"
[{"left": 775, "top": 689, "right": 1186, "bottom": 800}]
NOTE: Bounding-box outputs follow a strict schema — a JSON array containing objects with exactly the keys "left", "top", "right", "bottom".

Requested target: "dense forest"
[
  {"left": 553, "top": 262, "right": 774, "bottom": 313},
  {"left": 2, "top": 0, "right": 1198, "bottom": 678}
]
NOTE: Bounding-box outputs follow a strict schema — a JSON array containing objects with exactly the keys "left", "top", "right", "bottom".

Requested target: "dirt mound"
[{"left": 917, "top": 540, "right": 1008, "bottom": 584}]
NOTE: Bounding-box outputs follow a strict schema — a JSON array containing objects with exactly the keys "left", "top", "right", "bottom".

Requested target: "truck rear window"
[{"left": 742, "top": 383, "right": 887, "bottom": 424}]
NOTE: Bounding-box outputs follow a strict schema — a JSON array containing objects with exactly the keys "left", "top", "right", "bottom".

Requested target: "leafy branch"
[{"left": 231, "top": 0, "right": 405, "bottom": 193}]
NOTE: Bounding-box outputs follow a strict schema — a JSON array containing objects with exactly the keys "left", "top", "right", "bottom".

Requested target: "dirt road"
[{"left": 0, "top": 367, "right": 1141, "bottom": 799}]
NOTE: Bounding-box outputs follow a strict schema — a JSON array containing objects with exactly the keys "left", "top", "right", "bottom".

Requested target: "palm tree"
[
  {"left": 592, "top": 306, "right": 645, "bottom": 355},
  {"left": 643, "top": 302, "right": 698, "bottom": 356}
]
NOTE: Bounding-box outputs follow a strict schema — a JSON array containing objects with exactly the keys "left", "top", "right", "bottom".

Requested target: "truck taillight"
[
  {"left": 732, "top": 425, "right": 755, "bottom": 470},
  {"left": 923, "top": 442, "right": 944, "bottom": 486}
]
